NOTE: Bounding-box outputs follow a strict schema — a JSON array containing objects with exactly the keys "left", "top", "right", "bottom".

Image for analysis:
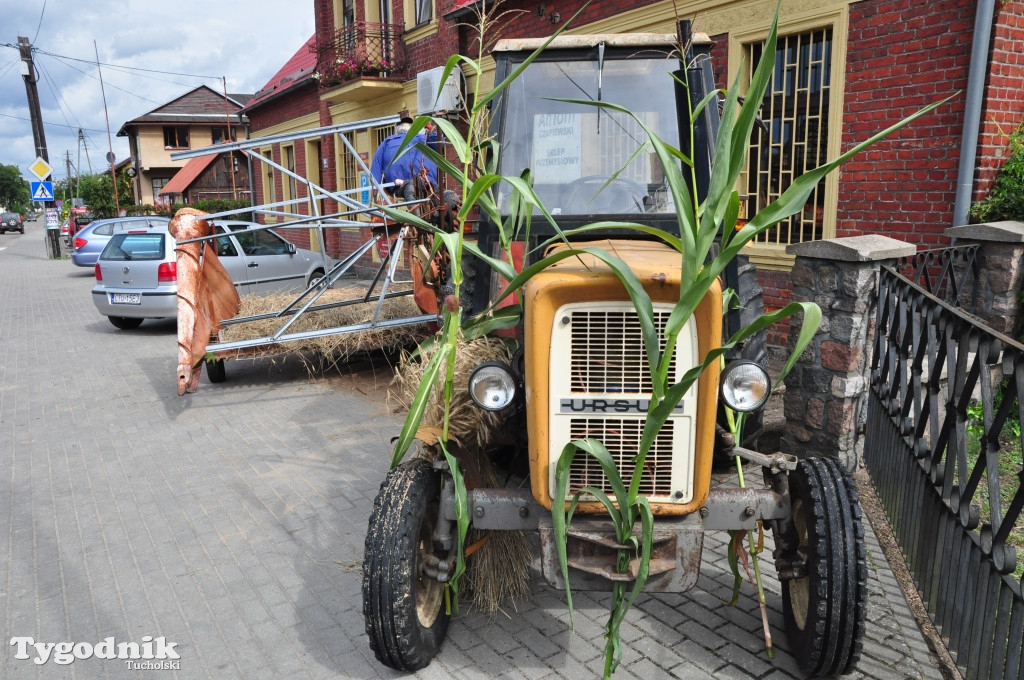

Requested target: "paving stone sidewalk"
[{"left": 0, "top": 224, "right": 947, "bottom": 678}]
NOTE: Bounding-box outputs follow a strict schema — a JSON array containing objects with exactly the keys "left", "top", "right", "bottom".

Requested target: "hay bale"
[
  {"left": 392, "top": 336, "right": 531, "bottom": 612},
  {"left": 215, "top": 285, "right": 430, "bottom": 366},
  {"left": 389, "top": 335, "right": 515, "bottom": 452}
]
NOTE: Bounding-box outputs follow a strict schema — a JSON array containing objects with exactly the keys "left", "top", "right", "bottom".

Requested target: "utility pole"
[
  {"left": 64, "top": 152, "right": 74, "bottom": 201},
  {"left": 18, "top": 36, "right": 49, "bottom": 165},
  {"left": 94, "top": 40, "right": 120, "bottom": 215}
]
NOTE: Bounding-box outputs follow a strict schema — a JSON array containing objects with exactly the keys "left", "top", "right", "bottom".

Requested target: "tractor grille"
[
  {"left": 567, "top": 418, "right": 675, "bottom": 496},
  {"left": 569, "top": 309, "right": 676, "bottom": 393},
  {"left": 551, "top": 302, "right": 696, "bottom": 503}
]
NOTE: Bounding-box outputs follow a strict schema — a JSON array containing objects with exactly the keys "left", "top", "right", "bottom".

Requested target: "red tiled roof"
[
  {"left": 246, "top": 36, "right": 317, "bottom": 109},
  {"left": 160, "top": 154, "right": 217, "bottom": 195},
  {"left": 443, "top": 0, "right": 484, "bottom": 19}
]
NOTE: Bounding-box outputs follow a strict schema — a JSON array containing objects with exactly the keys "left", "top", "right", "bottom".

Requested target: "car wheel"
[
  {"left": 779, "top": 457, "right": 867, "bottom": 676},
  {"left": 205, "top": 358, "right": 226, "bottom": 383},
  {"left": 108, "top": 316, "right": 144, "bottom": 330},
  {"left": 363, "top": 458, "right": 453, "bottom": 671},
  {"left": 308, "top": 268, "right": 326, "bottom": 289}
]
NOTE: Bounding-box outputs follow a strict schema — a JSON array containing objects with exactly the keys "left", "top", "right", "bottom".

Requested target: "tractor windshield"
[{"left": 496, "top": 54, "right": 680, "bottom": 216}]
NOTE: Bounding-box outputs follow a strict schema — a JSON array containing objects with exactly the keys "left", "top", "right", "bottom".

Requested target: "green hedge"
[{"left": 971, "top": 122, "right": 1024, "bottom": 223}]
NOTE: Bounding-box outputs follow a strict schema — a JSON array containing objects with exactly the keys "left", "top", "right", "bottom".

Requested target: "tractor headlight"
[
  {"left": 469, "top": 361, "right": 516, "bottom": 411},
  {"left": 720, "top": 360, "right": 771, "bottom": 412}
]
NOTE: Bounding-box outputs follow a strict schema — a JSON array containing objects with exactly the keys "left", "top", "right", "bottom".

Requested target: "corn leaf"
[
  {"left": 391, "top": 344, "right": 451, "bottom": 467},
  {"left": 441, "top": 442, "right": 470, "bottom": 614}
]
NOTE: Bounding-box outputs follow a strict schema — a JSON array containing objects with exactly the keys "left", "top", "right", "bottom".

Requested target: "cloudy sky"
[{"left": 0, "top": 1, "right": 315, "bottom": 181}]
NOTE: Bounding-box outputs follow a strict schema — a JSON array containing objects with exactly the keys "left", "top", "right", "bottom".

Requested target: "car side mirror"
[{"left": 287, "top": 243, "right": 296, "bottom": 255}]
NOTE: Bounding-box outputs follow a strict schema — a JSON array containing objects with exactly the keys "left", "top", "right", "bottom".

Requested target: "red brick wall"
[
  {"left": 250, "top": 85, "right": 320, "bottom": 131},
  {"left": 976, "top": 2, "right": 1024, "bottom": 198},
  {"left": 837, "top": 0, "right": 974, "bottom": 247}
]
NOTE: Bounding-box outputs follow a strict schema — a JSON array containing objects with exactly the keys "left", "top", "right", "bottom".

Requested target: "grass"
[{"left": 965, "top": 412, "right": 1024, "bottom": 582}]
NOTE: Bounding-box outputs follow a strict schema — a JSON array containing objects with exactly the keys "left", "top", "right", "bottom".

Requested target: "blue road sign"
[
  {"left": 360, "top": 172, "right": 370, "bottom": 204},
  {"left": 31, "top": 181, "right": 54, "bottom": 201}
]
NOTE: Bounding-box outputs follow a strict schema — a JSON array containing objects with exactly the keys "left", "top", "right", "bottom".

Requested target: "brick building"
[{"left": 243, "top": 0, "right": 1024, "bottom": 305}]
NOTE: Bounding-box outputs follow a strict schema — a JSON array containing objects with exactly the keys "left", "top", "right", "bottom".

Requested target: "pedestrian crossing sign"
[{"left": 31, "top": 181, "right": 54, "bottom": 201}]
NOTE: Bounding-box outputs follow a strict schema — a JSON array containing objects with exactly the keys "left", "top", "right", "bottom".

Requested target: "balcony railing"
[{"left": 315, "top": 22, "right": 407, "bottom": 87}]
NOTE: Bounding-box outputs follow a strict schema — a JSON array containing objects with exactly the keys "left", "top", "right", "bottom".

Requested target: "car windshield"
[
  {"left": 496, "top": 54, "right": 680, "bottom": 216},
  {"left": 101, "top": 233, "right": 166, "bottom": 261}
]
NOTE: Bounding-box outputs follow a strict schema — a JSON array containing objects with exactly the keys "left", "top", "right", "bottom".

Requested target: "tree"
[
  {"left": 75, "top": 169, "right": 135, "bottom": 218},
  {"left": 0, "top": 164, "right": 31, "bottom": 212}
]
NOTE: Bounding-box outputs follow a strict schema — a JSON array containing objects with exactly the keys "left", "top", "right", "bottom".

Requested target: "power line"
[
  {"left": 37, "top": 52, "right": 162, "bottom": 105},
  {"left": 0, "top": 112, "right": 106, "bottom": 134},
  {"left": 12, "top": 44, "right": 223, "bottom": 80},
  {"left": 32, "top": 0, "right": 47, "bottom": 44},
  {"left": 34, "top": 57, "right": 87, "bottom": 139},
  {"left": 0, "top": 54, "right": 19, "bottom": 79},
  {"left": 31, "top": 56, "right": 105, "bottom": 164}
]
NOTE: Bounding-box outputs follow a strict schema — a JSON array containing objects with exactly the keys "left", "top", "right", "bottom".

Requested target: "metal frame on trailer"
[{"left": 169, "top": 115, "right": 437, "bottom": 355}]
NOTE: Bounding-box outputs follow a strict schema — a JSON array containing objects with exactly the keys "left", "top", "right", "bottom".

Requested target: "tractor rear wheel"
[
  {"left": 362, "top": 459, "right": 453, "bottom": 671},
  {"left": 780, "top": 457, "right": 867, "bottom": 676}
]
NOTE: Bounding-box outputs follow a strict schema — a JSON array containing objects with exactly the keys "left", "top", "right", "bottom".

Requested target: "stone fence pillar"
[
  {"left": 945, "top": 220, "right": 1024, "bottom": 338},
  {"left": 780, "top": 236, "right": 916, "bottom": 470}
]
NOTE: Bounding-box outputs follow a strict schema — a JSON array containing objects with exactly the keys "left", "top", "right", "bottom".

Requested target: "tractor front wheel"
[
  {"left": 362, "top": 459, "right": 453, "bottom": 671},
  {"left": 780, "top": 457, "right": 867, "bottom": 676}
]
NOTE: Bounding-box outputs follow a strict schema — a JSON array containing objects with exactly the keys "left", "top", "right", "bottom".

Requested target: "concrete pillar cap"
[
  {"left": 946, "top": 221, "right": 1024, "bottom": 242},
  {"left": 786, "top": 235, "right": 916, "bottom": 262}
]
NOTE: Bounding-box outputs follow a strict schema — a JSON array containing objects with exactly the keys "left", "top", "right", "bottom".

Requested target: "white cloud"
[{"left": 0, "top": 0, "right": 314, "bottom": 181}]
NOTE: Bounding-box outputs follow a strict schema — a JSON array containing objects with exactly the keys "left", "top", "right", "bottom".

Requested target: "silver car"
[{"left": 92, "top": 222, "right": 329, "bottom": 329}]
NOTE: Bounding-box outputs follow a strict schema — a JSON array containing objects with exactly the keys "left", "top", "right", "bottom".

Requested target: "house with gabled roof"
[{"left": 117, "top": 85, "right": 253, "bottom": 206}]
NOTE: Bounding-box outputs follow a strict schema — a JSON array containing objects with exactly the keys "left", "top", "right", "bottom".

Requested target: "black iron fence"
[{"left": 866, "top": 246, "right": 1023, "bottom": 679}]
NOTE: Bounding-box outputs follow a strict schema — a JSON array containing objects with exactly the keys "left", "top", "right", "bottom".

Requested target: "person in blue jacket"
[{"left": 371, "top": 115, "right": 439, "bottom": 201}]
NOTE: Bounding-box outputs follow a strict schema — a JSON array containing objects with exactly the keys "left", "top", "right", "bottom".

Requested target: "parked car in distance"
[
  {"left": 211, "top": 221, "right": 327, "bottom": 295},
  {"left": 1, "top": 212, "right": 24, "bottom": 234},
  {"left": 71, "top": 216, "right": 171, "bottom": 267},
  {"left": 92, "top": 222, "right": 329, "bottom": 328}
]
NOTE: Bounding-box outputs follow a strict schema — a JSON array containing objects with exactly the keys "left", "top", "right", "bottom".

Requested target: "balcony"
[{"left": 315, "top": 22, "right": 407, "bottom": 100}]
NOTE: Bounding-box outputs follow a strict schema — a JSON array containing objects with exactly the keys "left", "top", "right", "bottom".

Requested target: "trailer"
[{"left": 168, "top": 116, "right": 443, "bottom": 394}]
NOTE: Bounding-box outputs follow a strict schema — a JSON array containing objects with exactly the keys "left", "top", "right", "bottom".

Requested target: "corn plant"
[
  {"left": 383, "top": 0, "right": 589, "bottom": 612},
  {"left": 540, "top": 10, "right": 950, "bottom": 676}
]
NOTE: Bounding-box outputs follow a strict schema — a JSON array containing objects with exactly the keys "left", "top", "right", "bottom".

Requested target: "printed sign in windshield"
[{"left": 533, "top": 114, "right": 582, "bottom": 184}]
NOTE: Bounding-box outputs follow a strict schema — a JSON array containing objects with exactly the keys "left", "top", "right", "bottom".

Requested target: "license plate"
[{"left": 110, "top": 293, "right": 141, "bottom": 305}]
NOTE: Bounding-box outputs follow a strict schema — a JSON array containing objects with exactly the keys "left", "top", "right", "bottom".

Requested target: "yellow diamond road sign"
[{"left": 28, "top": 157, "right": 53, "bottom": 181}]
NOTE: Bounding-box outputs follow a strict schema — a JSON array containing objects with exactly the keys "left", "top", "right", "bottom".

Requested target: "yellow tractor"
[{"left": 362, "top": 30, "right": 866, "bottom": 677}]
